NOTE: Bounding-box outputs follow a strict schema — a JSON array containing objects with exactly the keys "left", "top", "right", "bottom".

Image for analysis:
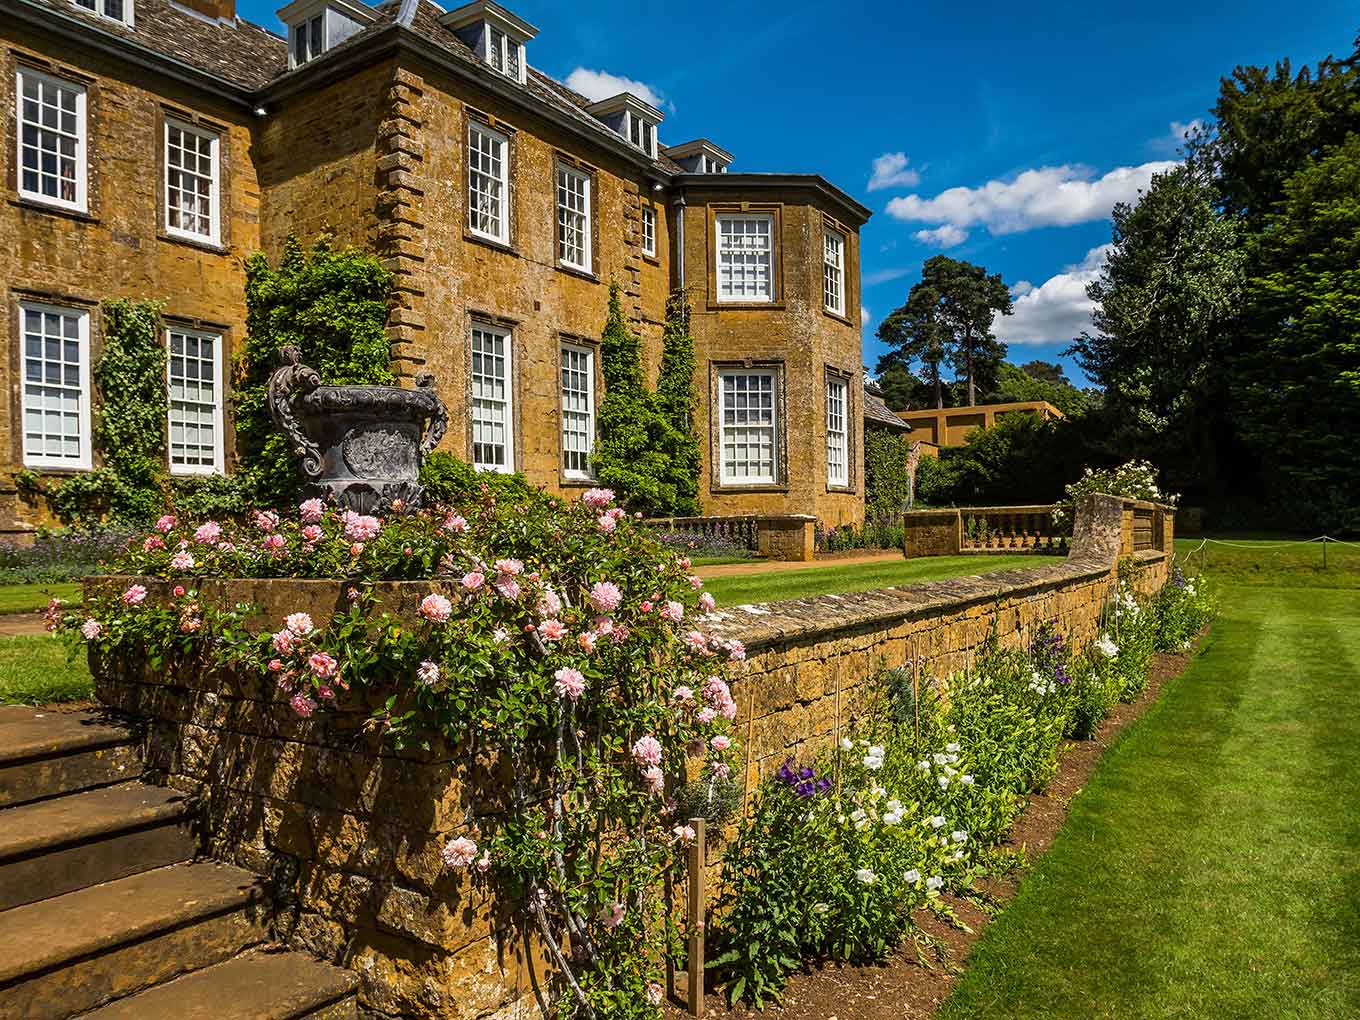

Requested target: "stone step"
[
  {"left": 0, "top": 862, "right": 268, "bottom": 1020},
  {"left": 0, "top": 782, "right": 198, "bottom": 911},
  {"left": 80, "top": 949, "right": 359, "bottom": 1020},
  {"left": 0, "top": 707, "right": 138, "bottom": 808}
]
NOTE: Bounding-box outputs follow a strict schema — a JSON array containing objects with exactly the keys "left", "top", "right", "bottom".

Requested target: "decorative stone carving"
[{"left": 267, "top": 347, "right": 447, "bottom": 513}]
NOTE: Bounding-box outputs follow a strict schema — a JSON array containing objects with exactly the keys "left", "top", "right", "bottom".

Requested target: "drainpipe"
[{"left": 672, "top": 187, "right": 686, "bottom": 290}]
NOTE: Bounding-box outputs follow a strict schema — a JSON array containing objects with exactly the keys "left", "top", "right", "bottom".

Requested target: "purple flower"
[{"left": 1055, "top": 662, "right": 1072, "bottom": 686}]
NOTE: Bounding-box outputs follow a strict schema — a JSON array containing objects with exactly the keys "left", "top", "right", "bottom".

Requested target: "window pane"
[
  {"left": 22, "top": 306, "right": 86, "bottom": 466},
  {"left": 557, "top": 166, "right": 590, "bottom": 270},
  {"left": 471, "top": 326, "right": 512, "bottom": 471},
  {"left": 167, "top": 329, "right": 222, "bottom": 471},
  {"left": 717, "top": 216, "right": 773, "bottom": 302},
  {"left": 824, "top": 230, "right": 845, "bottom": 314},
  {"left": 720, "top": 372, "right": 777, "bottom": 482},
  {"left": 17, "top": 72, "right": 83, "bottom": 209},
  {"left": 560, "top": 346, "right": 594, "bottom": 477},
  {"left": 468, "top": 125, "right": 507, "bottom": 242},
  {"left": 826, "top": 378, "right": 848, "bottom": 485},
  {"left": 641, "top": 205, "right": 656, "bottom": 256},
  {"left": 165, "top": 122, "right": 218, "bottom": 239}
]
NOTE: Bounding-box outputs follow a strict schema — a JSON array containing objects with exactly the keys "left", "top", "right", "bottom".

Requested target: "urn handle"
[
  {"left": 416, "top": 370, "right": 448, "bottom": 458},
  {"left": 267, "top": 346, "right": 324, "bottom": 480}
]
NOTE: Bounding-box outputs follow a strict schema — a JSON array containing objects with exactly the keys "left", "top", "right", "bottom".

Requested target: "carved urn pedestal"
[{"left": 267, "top": 347, "right": 448, "bottom": 514}]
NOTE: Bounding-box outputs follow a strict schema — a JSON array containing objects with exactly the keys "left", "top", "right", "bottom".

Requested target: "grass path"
[{"left": 938, "top": 583, "right": 1360, "bottom": 1020}]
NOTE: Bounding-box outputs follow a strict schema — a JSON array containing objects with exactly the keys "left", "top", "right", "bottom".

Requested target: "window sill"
[
  {"left": 641, "top": 252, "right": 661, "bottom": 267},
  {"left": 709, "top": 300, "right": 785, "bottom": 312},
  {"left": 158, "top": 231, "right": 229, "bottom": 256},
  {"left": 465, "top": 231, "right": 518, "bottom": 257},
  {"left": 10, "top": 197, "right": 97, "bottom": 224},
  {"left": 22, "top": 463, "right": 92, "bottom": 475},
  {"left": 559, "top": 475, "right": 599, "bottom": 488},
  {"left": 555, "top": 262, "right": 600, "bottom": 284},
  {"left": 826, "top": 484, "right": 856, "bottom": 495},
  {"left": 711, "top": 482, "right": 790, "bottom": 495},
  {"left": 822, "top": 308, "right": 853, "bottom": 327}
]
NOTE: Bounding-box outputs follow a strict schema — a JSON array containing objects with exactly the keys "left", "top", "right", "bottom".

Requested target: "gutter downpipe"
[{"left": 672, "top": 187, "right": 686, "bottom": 290}]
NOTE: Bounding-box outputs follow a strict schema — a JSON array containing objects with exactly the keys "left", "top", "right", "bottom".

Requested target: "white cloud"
[
  {"left": 912, "top": 224, "right": 969, "bottom": 248},
  {"left": 1010, "top": 280, "right": 1034, "bottom": 297},
  {"left": 868, "top": 152, "right": 921, "bottom": 192},
  {"left": 993, "top": 245, "right": 1112, "bottom": 345},
  {"left": 565, "top": 68, "right": 667, "bottom": 111},
  {"left": 861, "top": 306, "right": 871, "bottom": 326},
  {"left": 1163, "top": 119, "right": 1205, "bottom": 150},
  {"left": 885, "top": 162, "right": 1177, "bottom": 235},
  {"left": 863, "top": 266, "right": 913, "bottom": 287}
]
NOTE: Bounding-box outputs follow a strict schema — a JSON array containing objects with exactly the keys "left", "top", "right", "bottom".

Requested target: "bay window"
[{"left": 718, "top": 370, "right": 779, "bottom": 484}]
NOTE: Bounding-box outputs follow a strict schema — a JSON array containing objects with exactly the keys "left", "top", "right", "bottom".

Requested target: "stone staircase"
[{"left": 0, "top": 706, "right": 359, "bottom": 1020}]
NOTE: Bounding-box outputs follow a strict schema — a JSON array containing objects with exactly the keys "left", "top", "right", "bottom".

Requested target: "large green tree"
[
  {"left": 875, "top": 282, "right": 950, "bottom": 408},
  {"left": 1233, "top": 135, "right": 1360, "bottom": 527}
]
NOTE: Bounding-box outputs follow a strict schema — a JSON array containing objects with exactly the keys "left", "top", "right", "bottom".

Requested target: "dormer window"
[
  {"left": 278, "top": 0, "right": 375, "bottom": 69},
  {"left": 72, "top": 0, "right": 132, "bottom": 26},
  {"left": 585, "top": 93, "right": 664, "bottom": 159},
  {"left": 440, "top": 1, "right": 538, "bottom": 86},
  {"left": 665, "top": 139, "right": 733, "bottom": 175}
]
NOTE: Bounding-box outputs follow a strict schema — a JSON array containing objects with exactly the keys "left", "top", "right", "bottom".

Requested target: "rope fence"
[{"left": 1178, "top": 535, "right": 1360, "bottom": 570}]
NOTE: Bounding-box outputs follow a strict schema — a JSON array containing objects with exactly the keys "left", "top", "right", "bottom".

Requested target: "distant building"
[
  {"left": 1, "top": 0, "right": 870, "bottom": 534},
  {"left": 895, "top": 400, "right": 1064, "bottom": 449}
]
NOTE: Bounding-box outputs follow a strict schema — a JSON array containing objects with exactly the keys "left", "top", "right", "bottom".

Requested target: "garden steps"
[
  {"left": 0, "top": 706, "right": 139, "bottom": 807},
  {"left": 0, "top": 711, "right": 360, "bottom": 1020},
  {"left": 0, "top": 782, "right": 198, "bottom": 910}
]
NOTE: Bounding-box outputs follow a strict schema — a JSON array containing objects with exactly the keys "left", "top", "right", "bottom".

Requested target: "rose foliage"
[{"left": 54, "top": 486, "right": 741, "bottom": 1019}]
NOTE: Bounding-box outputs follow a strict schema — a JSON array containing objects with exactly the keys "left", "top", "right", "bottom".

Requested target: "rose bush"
[{"left": 53, "top": 484, "right": 741, "bottom": 1020}]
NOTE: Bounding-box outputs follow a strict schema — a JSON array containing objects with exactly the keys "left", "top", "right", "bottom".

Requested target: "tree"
[
  {"left": 654, "top": 290, "right": 702, "bottom": 515},
  {"left": 875, "top": 283, "right": 950, "bottom": 408},
  {"left": 1069, "top": 163, "right": 1245, "bottom": 497},
  {"left": 1019, "top": 360, "right": 1068, "bottom": 387},
  {"left": 986, "top": 361, "right": 1091, "bottom": 417},
  {"left": 876, "top": 362, "right": 925, "bottom": 411},
  {"left": 1233, "top": 136, "right": 1360, "bottom": 528}
]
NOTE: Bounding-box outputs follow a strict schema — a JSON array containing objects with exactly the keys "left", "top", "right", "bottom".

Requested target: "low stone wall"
[
  {"left": 642, "top": 514, "right": 817, "bottom": 561},
  {"left": 92, "top": 494, "right": 1172, "bottom": 1020}
]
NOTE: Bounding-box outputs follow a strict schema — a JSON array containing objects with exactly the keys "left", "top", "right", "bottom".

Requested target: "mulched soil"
[{"left": 667, "top": 645, "right": 1196, "bottom": 1020}]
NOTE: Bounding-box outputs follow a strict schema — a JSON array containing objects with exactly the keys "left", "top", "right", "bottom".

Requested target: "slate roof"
[{"left": 864, "top": 387, "right": 912, "bottom": 431}]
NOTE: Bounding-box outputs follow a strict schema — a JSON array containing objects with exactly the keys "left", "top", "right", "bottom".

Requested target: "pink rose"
[
  {"left": 576, "top": 631, "right": 597, "bottom": 654},
  {"left": 494, "top": 576, "right": 521, "bottom": 601},
  {"left": 640, "top": 600, "right": 653, "bottom": 613},
  {"left": 417, "top": 660, "right": 440, "bottom": 686},
  {"left": 683, "top": 631, "right": 708, "bottom": 653},
  {"left": 641, "top": 765, "right": 665, "bottom": 796},
  {"left": 194, "top": 522, "right": 222, "bottom": 545},
  {"left": 267, "top": 658, "right": 284, "bottom": 672},
  {"left": 263, "top": 533, "right": 287, "bottom": 553},
  {"left": 253, "top": 509, "right": 280, "bottom": 531},
  {"left": 589, "top": 581, "right": 622, "bottom": 614},
  {"left": 272, "top": 629, "right": 295, "bottom": 654},
  {"left": 600, "top": 901, "right": 625, "bottom": 928},
  {"left": 661, "top": 600, "right": 684, "bottom": 622},
  {"left": 285, "top": 612, "right": 314, "bottom": 636},
  {"left": 289, "top": 693, "right": 316, "bottom": 718},
  {"left": 120, "top": 584, "right": 148, "bottom": 606},
  {"left": 710, "top": 735, "right": 731, "bottom": 751},
  {"left": 461, "top": 570, "right": 485, "bottom": 592},
  {"left": 596, "top": 514, "right": 616, "bottom": 534},
  {"left": 342, "top": 511, "right": 381, "bottom": 541},
  {"left": 581, "top": 487, "right": 614, "bottom": 509},
  {"left": 646, "top": 982, "right": 664, "bottom": 1006},
  {"left": 697, "top": 707, "right": 717, "bottom": 725},
  {"left": 80, "top": 618, "right": 103, "bottom": 640},
  {"left": 301, "top": 525, "right": 323, "bottom": 543},
  {"left": 442, "top": 514, "right": 468, "bottom": 534},
  {"left": 713, "top": 762, "right": 732, "bottom": 779},
  {"left": 143, "top": 536, "right": 165, "bottom": 552},
  {"left": 726, "top": 640, "right": 747, "bottom": 661},
  {"left": 441, "top": 836, "right": 479, "bottom": 868},
  {"left": 673, "top": 824, "right": 696, "bottom": 844},
  {"left": 553, "top": 667, "right": 585, "bottom": 700},
  {"left": 493, "top": 558, "right": 523, "bottom": 576},
  {"left": 155, "top": 514, "right": 177, "bottom": 533},
  {"left": 631, "top": 735, "right": 663, "bottom": 767},
  {"left": 420, "top": 593, "right": 453, "bottom": 623},
  {"left": 671, "top": 686, "right": 695, "bottom": 704},
  {"left": 538, "top": 619, "right": 567, "bottom": 641},
  {"left": 171, "top": 550, "right": 195, "bottom": 570},
  {"left": 537, "top": 589, "right": 562, "bottom": 617},
  {"left": 699, "top": 592, "right": 716, "bottom": 613},
  {"left": 308, "top": 651, "right": 339, "bottom": 679},
  {"left": 299, "top": 498, "right": 325, "bottom": 523},
  {"left": 475, "top": 851, "right": 492, "bottom": 874}
]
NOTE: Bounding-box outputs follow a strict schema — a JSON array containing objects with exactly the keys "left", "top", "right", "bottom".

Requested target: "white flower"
[
  {"left": 926, "top": 875, "right": 943, "bottom": 891},
  {"left": 855, "top": 868, "right": 877, "bottom": 885},
  {"left": 961, "top": 774, "right": 975, "bottom": 786},
  {"left": 863, "top": 752, "right": 884, "bottom": 771},
  {"left": 937, "top": 774, "right": 950, "bottom": 789},
  {"left": 952, "top": 830, "right": 968, "bottom": 843},
  {"left": 953, "top": 849, "right": 965, "bottom": 860},
  {"left": 839, "top": 737, "right": 853, "bottom": 750},
  {"left": 917, "top": 760, "right": 932, "bottom": 773},
  {"left": 904, "top": 868, "right": 921, "bottom": 883},
  {"left": 932, "top": 752, "right": 948, "bottom": 766},
  {"left": 812, "top": 902, "right": 830, "bottom": 914},
  {"left": 945, "top": 742, "right": 960, "bottom": 753},
  {"left": 928, "top": 815, "right": 946, "bottom": 829},
  {"left": 882, "top": 810, "right": 903, "bottom": 826},
  {"left": 1095, "top": 634, "right": 1120, "bottom": 658}
]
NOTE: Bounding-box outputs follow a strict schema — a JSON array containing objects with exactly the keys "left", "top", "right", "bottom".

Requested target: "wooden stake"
[{"left": 688, "top": 817, "right": 706, "bottom": 1018}]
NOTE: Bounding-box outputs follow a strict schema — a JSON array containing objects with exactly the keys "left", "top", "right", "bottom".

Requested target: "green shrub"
[
  {"left": 418, "top": 451, "right": 534, "bottom": 505},
  {"left": 1053, "top": 459, "right": 1175, "bottom": 530},
  {"left": 865, "top": 429, "right": 911, "bottom": 517}
]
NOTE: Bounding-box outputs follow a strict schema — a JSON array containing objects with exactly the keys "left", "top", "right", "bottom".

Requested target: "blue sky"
[{"left": 239, "top": 0, "right": 1357, "bottom": 385}]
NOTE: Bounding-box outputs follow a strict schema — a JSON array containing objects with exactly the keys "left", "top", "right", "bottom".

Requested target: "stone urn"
[{"left": 267, "top": 346, "right": 447, "bottom": 514}]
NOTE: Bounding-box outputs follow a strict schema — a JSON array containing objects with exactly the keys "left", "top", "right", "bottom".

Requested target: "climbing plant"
[
  {"left": 594, "top": 283, "right": 701, "bottom": 516},
  {"left": 234, "top": 234, "right": 395, "bottom": 507}
]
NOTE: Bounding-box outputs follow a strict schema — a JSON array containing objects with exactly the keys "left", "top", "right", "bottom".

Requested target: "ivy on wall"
[
  {"left": 864, "top": 428, "right": 912, "bottom": 520},
  {"left": 45, "top": 299, "right": 168, "bottom": 524},
  {"left": 235, "top": 234, "right": 396, "bottom": 507},
  {"left": 593, "top": 283, "right": 702, "bottom": 516}
]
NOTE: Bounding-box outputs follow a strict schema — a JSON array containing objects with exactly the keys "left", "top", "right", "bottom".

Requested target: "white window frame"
[
  {"left": 560, "top": 342, "right": 595, "bottom": 480},
  {"left": 625, "top": 111, "right": 656, "bottom": 158},
  {"left": 470, "top": 322, "right": 514, "bottom": 473},
  {"left": 485, "top": 26, "right": 525, "bottom": 83},
  {"left": 823, "top": 227, "right": 846, "bottom": 317},
  {"left": 467, "top": 122, "right": 510, "bottom": 245},
  {"left": 15, "top": 68, "right": 87, "bottom": 213},
  {"left": 715, "top": 213, "right": 775, "bottom": 304},
  {"left": 165, "top": 326, "right": 225, "bottom": 476},
  {"left": 718, "top": 369, "right": 779, "bottom": 485},
  {"left": 640, "top": 203, "right": 656, "bottom": 257},
  {"left": 19, "top": 302, "right": 92, "bottom": 471},
  {"left": 826, "top": 375, "right": 849, "bottom": 487},
  {"left": 164, "top": 118, "right": 220, "bottom": 245},
  {"left": 289, "top": 12, "right": 326, "bottom": 67},
  {"left": 556, "top": 165, "right": 592, "bottom": 272},
  {"left": 72, "top": 0, "right": 133, "bottom": 26}
]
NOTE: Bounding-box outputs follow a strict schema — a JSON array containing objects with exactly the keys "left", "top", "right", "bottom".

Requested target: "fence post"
[{"left": 688, "top": 817, "right": 706, "bottom": 1018}]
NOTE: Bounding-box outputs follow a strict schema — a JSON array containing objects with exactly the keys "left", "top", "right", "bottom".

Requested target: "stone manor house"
[{"left": 1, "top": 0, "right": 870, "bottom": 535}]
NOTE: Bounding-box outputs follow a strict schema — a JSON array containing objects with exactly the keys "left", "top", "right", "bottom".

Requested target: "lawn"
[
  {"left": 1175, "top": 533, "right": 1360, "bottom": 588},
  {"left": 702, "top": 553, "right": 1047, "bottom": 605},
  {"left": 0, "top": 580, "right": 81, "bottom": 615},
  {"left": 938, "top": 543, "right": 1360, "bottom": 1019},
  {"left": 0, "top": 634, "right": 94, "bottom": 705}
]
